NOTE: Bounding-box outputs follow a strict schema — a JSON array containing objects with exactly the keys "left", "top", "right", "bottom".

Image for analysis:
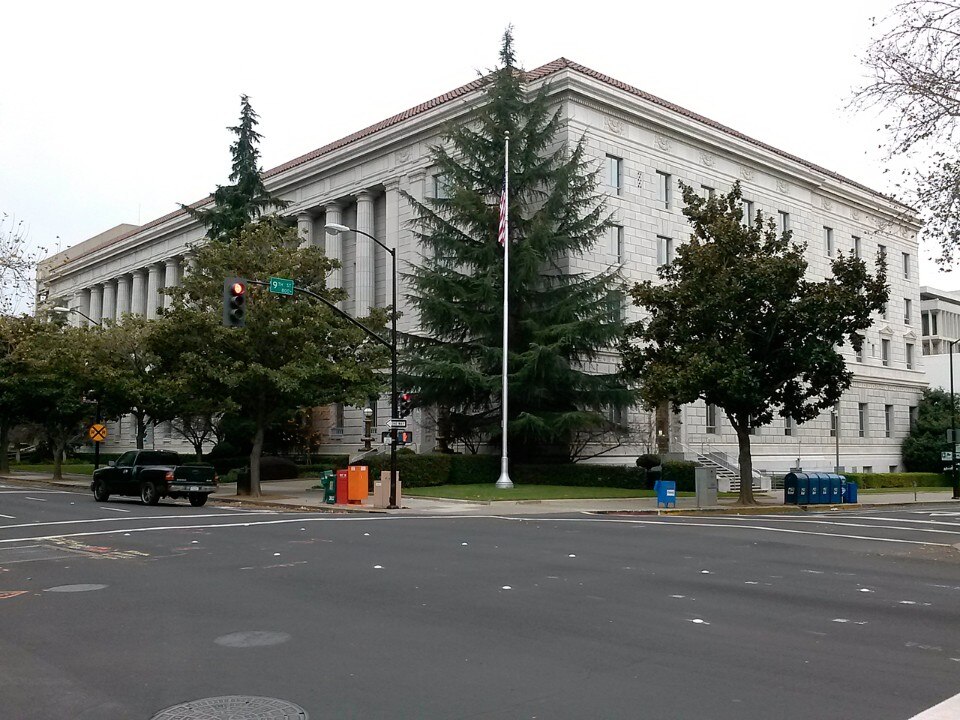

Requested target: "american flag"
[{"left": 497, "top": 181, "right": 508, "bottom": 246}]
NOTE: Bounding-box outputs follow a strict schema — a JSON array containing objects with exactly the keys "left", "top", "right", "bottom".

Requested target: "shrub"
[
  {"left": 449, "top": 455, "right": 500, "bottom": 484},
  {"left": 843, "top": 471, "right": 949, "bottom": 489},
  {"left": 352, "top": 453, "right": 453, "bottom": 488},
  {"left": 662, "top": 460, "right": 697, "bottom": 492},
  {"left": 258, "top": 456, "right": 299, "bottom": 481},
  {"left": 635, "top": 454, "right": 661, "bottom": 470}
]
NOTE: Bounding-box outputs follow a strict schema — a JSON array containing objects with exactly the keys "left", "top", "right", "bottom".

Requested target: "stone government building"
[{"left": 36, "top": 58, "right": 925, "bottom": 477}]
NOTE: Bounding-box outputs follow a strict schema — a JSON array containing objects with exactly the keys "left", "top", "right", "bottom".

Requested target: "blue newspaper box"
[
  {"left": 843, "top": 481, "right": 858, "bottom": 503},
  {"left": 655, "top": 480, "right": 676, "bottom": 508},
  {"left": 829, "top": 476, "right": 843, "bottom": 504},
  {"left": 807, "top": 475, "right": 821, "bottom": 505}
]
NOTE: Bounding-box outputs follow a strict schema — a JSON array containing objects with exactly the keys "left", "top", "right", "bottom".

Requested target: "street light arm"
[
  {"left": 325, "top": 223, "right": 395, "bottom": 259},
  {"left": 53, "top": 306, "right": 101, "bottom": 327}
]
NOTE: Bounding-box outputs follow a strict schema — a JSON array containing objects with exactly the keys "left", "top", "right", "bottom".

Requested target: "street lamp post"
[
  {"left": 325, "top": 223, "right": 399, "bottom": 509},
  {"left": 950, "top": 340, "right": 960, "bottom": 499},
  {"left": 832, "top": 405, "right": 841, "bottom": 474},
  {"left": 362, "top": 407, "right": 374, "bottom": 452},
  {"left": 54, "top": 307, "right": 105, "bottom": 470}
]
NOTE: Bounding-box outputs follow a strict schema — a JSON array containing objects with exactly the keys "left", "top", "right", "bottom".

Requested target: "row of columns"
[{"left": 69, "top": 256, "right": 191, "bottom": 326}]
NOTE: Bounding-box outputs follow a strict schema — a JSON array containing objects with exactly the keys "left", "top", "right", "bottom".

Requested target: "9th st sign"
[{"left": 269, "top": 277, "right": 294, "bottom": 296}]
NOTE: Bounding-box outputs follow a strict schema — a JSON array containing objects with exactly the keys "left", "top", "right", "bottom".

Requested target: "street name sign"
[
  {"left": 386, "top": 419, "right": 407, "bottom": 429},
  {"left": 269, "top": 277, "right": 295, "bottom": 295}
]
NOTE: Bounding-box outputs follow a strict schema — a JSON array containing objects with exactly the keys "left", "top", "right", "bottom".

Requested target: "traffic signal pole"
[{"left": 241, "top": 278, "right": 400, "bottom": 508}]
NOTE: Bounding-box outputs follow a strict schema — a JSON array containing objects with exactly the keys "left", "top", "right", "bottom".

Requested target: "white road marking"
[
  {"left": 677, "top": 515, "right": 960, "bottom": 536},
  {"left": 99, "top": 507, "right": 131, "bottom": 513},
  {"left": 24, "top": 497, "right": 47, "bottom": 502},
  {"left": 0, "top": 512, "right": 278, "bottom": 532},
  {"left": 0, "top": 514, "right": 15, "bottom": 519},
  {"left": 908, "top": 690, "right": 960, "bottom": 719},
  {"left": 0, "top": 490, "right": 73, "bottom": 494}
]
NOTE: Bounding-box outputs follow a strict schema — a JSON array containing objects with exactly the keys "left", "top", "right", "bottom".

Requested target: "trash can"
[
  {"left": 843, "top": 481, "right": 858, "bottom": 503},
  {"left": 319, "top": 470, "right": 336, "bottom": 504},
  {"left": 656, "top": 480, "right": 676, "bottom": 508}
]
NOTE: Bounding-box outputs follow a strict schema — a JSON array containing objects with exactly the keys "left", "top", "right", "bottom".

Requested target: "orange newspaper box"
[
  {"left": 335, "top": 469, "right": 349, "bottom": 504},
  {"left": 347, "top": 465, "right": 368, "bottom": 504}
]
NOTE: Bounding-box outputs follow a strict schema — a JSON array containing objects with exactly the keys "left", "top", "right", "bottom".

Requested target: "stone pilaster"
[
  {"left": 297, "top": 213, "right": 315, "bottom": 249},
  {"left": 384, "top": 180, "right": 400, "bottom": 317},
  {"left": 146, "top": 264, "right": 162, "bottom": 320},
  {"left": 131, "top": 269, "right": 147, "bottom": 316},
  {"left": 355, "top": 191, "right": 375, "bottom": 316}
]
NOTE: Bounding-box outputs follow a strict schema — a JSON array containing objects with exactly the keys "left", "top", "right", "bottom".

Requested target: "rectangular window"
[
  {"left": 902, "top": 252, "right": 910, "bottom": 279},
  {"left": 885, "top": 404, "right": 894, "bottom": 438},
  {"left": 777, "top": 211, "right": 790, "bottom": 236},
  {"left": 932, "top": 312, "right": 938, "bottom": 335},
  {"left": 853, "top": 235, "right": 861, "bottom": 259},
  {"left": 656, "top": 171, "right": 671, "bottom": 208},
  {"left": 656, "top": 236, "right": 674, "bottom": 267},
  {"left": 433, "top": 174, "right": 451, "bottom": 199},
  {"left": 706, "top": 404, "right": 717, "bottom": 434},
  {"left": 878, "top": 244, "right": 887, "bottom": 263},
  {"left": 906, "top": 343, "right": 915, "bottom": 370},
  {"left": 824, "top": 227, "right": 834, "bottom": 257},
  {"left": 863, "top": 465, "right": 873, "bottom": 473},
  {"left": 909, "top": 405, "right": 918, "bottom": 429},
  {"left": 881, "top": 338, "right": 891, "bottom": 366},
  {"left": 701, "top": 185, "right": 715, "bottom": 199},
  {"left": 882, "top": 301, "right": 888, "bottom": 321},
  {"left": 855, "top": 342, "right": 864, "bottom": 363},
  {"left": 784, "top": 416, "right": 793, "bottom": 436},
  {"left": 608, "top": 225, "right": 625, "bottom": 263},
  {"left": 889, "top": 465, "right": 898, "bottom": 473},
  {"left": 904, "top": 298, "right": 912, "bottom": 325},
  {"left": 606, "top": 290, "right": 626, "bottom": 322},
  {"left": 742, "top": 199, "right": 754, "bottom": 226},
  {"left": 922, "top": 312, "right": 930, "bottom": 336},
  {"left": 859, "top": 403, "right": 868, "bottom": 438},
  {"left": 606, "top": 155, "right": 623, "bottom": 195},
  {"left": 335, "top": 403, "right": 345, "bottom": 430}
]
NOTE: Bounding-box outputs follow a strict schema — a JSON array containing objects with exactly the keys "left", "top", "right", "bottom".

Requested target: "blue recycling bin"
[
  {"left": 843, "top": 481, "right": 858, "bottom": 503},
  {"left": 655, "top": 479, "right": 676, "bottom": 508}
]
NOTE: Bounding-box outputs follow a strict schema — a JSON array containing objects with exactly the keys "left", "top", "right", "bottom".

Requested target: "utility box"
[
  {"left": 695, "top": 467, "right": 718, "bottom": 508},
  {"left": 654, "top": 479, "right": 676, "bottom": 508}
]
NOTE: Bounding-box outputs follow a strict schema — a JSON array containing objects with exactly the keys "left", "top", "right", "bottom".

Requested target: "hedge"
[
  {"left": 342, "top": 453, "right": 698, "bottom": 491},
  {"left": 843, "top": 472, "right": 950, "bottom": 489}
]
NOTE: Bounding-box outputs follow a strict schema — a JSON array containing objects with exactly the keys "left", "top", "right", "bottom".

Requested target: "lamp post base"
[{"left": 495, "top": 457, "right": 513, "bottom": 489}]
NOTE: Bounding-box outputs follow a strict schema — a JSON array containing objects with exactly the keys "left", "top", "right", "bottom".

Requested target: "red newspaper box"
[{"left": 335, "top": 469, "right": 349, "bottom": 505}]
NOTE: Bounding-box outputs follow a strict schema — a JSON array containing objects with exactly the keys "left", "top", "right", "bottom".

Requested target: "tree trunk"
[
  {"left": 0, "top": 420, "right": 10, "bottom": 473},
  {"left": 241, "top": 423, "right": 264, "bottom": 498},
  {"left": 51, "top": 437, "right": 65, "bottom": 482},
  {"left": 735, "top": 426, "right": 756, "bottom": 505}
]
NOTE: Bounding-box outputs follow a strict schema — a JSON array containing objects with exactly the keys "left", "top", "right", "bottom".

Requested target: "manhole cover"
[
  {"left": 44, "top": 584, "right": 107, "bottom": 593},
  {"left": 151, "top": 695, "right": 308, "bottom": 719}
]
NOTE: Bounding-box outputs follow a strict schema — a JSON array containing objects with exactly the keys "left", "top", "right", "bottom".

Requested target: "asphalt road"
[{"left": 1, "top": 481, "right": 959, "bottom": 720}]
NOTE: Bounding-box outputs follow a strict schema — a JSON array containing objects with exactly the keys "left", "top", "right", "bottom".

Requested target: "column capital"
[{"left": 356, "top": 190, "right": 376, "bottom": 202}]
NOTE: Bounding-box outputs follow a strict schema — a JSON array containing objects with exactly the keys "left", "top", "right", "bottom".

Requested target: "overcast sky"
[{"left": 3, "top": 0, "right": 954, "bottom": 313}]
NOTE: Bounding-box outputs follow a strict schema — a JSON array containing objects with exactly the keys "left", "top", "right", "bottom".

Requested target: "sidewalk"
[{"left": 3, "top": 471, "right": 958, "bottom": 515}]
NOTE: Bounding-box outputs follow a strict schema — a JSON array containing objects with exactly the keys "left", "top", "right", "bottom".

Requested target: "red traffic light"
[{"left": 230, "top": 282, "right": 246, "bottom": 296}]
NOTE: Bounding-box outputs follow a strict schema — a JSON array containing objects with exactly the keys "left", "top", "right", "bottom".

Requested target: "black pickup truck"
[{"left": 91, "top": 450, "right": 218, "bottom": 507}]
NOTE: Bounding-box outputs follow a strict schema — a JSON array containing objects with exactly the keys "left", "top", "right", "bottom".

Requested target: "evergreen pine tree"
[
  {"left": 403, "top": 29, "right": 635, "bottom": 461},
  {"left": 182, "top": 94, "right": 288, "bottom": 242}
]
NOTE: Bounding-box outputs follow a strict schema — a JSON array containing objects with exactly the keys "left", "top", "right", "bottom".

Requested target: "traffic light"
[
  {"left": 222, "top": 278, "right": 247, "bottom": 328},
  {"left": 398, "top": 392, "right": 414, "bottom": 418},
  {"left": 396, "top": 430, "right": 413, "bottom": 445}
]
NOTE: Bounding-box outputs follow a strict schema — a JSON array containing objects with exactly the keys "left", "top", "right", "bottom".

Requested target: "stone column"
[
  {"left": 131, "top": 269, "right": 147, "bottom": 316},
  {"left": 146, "top": 264, "right": 162, "bottom": 320},
  {"left": 163, "top": 257, "right": 180, "bottom": 311},
  {"left": 297, "top": 213, "right": 315, "bottom": 249},
  {"left": 89, "top": 284, "right": 103, "bottom": 325},
  {"left": 116, "top": 275, "right": 131, "bottom": 319},
  {"left": 355, "top": 190, "right": 375, "bottom": 316},
  {"left": 324, "top": 203, "right": 344, "bottom": 308},
  {"left": 181, "top": 252, "right": 197, "bottom": 279},
  {"left": 101, "top": 280, "right": 117, "bottom": 324},
  {"left": 69, "top": 291, "right": 84, "bottom": 327}
]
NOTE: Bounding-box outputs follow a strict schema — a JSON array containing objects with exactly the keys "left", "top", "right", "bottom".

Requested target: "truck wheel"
[
  {"left": 188, "top": 493, "right": 208, "bottom": 507},
  {"left": 93, "top": 480, "right": 110, "bottom": 502},
  {"left": 140, "top": 481, "right": 160, "bottom": 506}
]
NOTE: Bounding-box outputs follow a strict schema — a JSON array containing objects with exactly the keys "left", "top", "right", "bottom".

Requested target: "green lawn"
[
  {"left": 404, "top": 484, "right": 694, "bottom": 501},
  {"left": 10, "top": 463, "right": 96, "bottom": 476},
  {"left": 857, "top": 486, "right": 954, "bottom": 494}
]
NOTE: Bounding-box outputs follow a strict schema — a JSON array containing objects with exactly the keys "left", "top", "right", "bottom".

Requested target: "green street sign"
[{"left": 269, "top": 277, "right": 295, "bottom": 296}]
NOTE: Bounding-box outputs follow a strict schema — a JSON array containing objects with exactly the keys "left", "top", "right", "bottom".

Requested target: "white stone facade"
[{"left": 36, "top": 59, "right": 925, "bottom": 472}]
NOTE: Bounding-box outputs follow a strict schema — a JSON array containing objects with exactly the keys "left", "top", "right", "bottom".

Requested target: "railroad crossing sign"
[
  {"left": 88, "top": 423, "right": 108, "bottom": 442},
  {"left": 269, "top": 277, "right": 295, "bottom": 296}
]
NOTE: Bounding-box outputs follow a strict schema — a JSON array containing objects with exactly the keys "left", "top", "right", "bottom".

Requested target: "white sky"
[{"left": 3, "top": 0, "right": 957, "bottom": 312}]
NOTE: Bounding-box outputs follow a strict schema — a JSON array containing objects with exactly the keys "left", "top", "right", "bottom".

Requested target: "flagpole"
[{"left": 496, "top": 132, "right": 514, "bottom": 489}]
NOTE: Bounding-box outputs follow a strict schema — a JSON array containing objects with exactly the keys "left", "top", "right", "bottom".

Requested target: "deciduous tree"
[{"left": 621, "top": 183, "right": 888, "bottom": 504}]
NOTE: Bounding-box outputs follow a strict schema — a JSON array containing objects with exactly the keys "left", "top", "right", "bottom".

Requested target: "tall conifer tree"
[
  {"left": 182, "top": 95, "right": 288, "bottom": 242},
  {"left": 403, "top": 30, "right": 635, "bottom": 461}
]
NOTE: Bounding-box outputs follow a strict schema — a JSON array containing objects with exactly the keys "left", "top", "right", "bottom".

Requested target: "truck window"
[{"left": 136, "top": 451, "right": 181, "bottom": 466}]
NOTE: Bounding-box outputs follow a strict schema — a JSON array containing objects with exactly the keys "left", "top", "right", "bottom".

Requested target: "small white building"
[{"left": 37, "top": 57, "right": 925, "bottom": 474}]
